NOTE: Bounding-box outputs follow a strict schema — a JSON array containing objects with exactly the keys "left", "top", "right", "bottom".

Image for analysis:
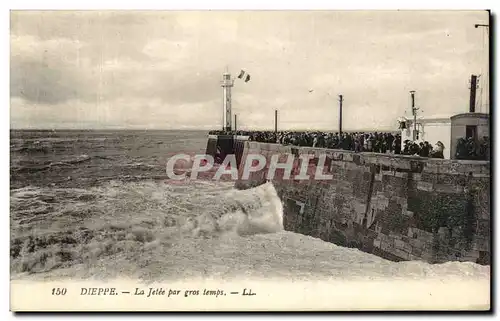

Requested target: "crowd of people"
[
  {"left": 401, "top": 140, "right": 445, "bottom": 158},
  {"left": 208, "top": 130, "right": 448, "bottom": 158},
  {"left": 455, "top": 136, "right": 490, "bottom": 161}
]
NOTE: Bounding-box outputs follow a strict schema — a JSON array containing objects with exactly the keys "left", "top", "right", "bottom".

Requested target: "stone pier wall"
[{"left": 235, "top": 141, "right": 490, "bottom": 265}]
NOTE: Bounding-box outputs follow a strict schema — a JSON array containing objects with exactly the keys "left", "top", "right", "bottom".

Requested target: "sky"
[{"left": 10, "top": 10, "right": 489, "bottom": 131}]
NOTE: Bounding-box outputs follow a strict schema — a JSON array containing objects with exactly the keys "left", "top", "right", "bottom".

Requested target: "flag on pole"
[{"left": 237, "top": 69, "right": 251, "bottom": 82}]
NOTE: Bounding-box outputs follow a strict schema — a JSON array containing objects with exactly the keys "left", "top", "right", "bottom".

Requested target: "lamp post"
[
  {"left": 475, "top": 23, "right": 490, "bottom": 113},
  {"left": 338, "top": 94, "right": 343, "bottom": 136},
  {"left": 410, "top": 91, "right": 419, "bottom": 141}
]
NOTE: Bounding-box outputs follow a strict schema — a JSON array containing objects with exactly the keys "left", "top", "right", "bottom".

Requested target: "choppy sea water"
[{"left": 10, "top": 130, "right": 490, "bottom": 305}]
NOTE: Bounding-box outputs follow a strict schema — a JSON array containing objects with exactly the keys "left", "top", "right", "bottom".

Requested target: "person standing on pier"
[{"left": 432, "top": 141, "right": 445, "bottom": 159}]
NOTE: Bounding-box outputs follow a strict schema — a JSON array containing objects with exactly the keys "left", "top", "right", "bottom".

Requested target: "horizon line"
[{"left": 10, "top": 128, "right": 400, "bottom": 132}]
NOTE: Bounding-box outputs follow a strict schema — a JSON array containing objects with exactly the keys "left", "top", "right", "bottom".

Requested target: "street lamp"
[{"left": 475, "top": 24, "right": 489, "bottom": 29}]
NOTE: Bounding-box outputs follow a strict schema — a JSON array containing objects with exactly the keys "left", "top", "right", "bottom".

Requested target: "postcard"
[{"left": 10, "top": 10, "right": 491, "bottom": 311}]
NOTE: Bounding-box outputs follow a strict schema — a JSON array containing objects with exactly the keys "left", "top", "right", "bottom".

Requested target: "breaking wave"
[
  {"left": 10, "top": 180, "right": 285, "bottom": 278},
  {"left": 187, "top": 182, "right": 284, "bottom": 237}
]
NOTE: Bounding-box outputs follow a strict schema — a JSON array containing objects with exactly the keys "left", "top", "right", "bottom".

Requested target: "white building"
[{"left": 399, "top": 114, "right": 453, "bottom": 159}]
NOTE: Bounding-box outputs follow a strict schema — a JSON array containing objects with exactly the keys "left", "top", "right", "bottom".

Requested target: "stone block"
[
  {"left": 473, "top": 237, "right": 489, "bottom": 252},
  {"left": 329, "top": 160, "right": 346, "bottom": 170},
  {"left": 409, "top": 238, "right": 425, "bottom": 249},
  {"left": 389, "top": 232, "right": 402, "bottom": 239},
  {"left": 342, "top": 153, "right": 354, "bottom": 162},
  {"left": 394, "top": 171, "right": 409, "bottom": 178},
  {"left": 380, "top": 170, "right": 392, "bottom": 176},
  {"left": 464, "top": 249, "right": 480, "bottom": 259},
  {"left": 411, "top": 246, "right": 423, "bottom": 257},
  {"left": 345, "top": 161, "right": 363, "bottom": 171},
  {"left": 354, "top": 202, "right": 365, "bottom": 215},
  {"left": 476, "top": 220, "right": 490, "bottom": 237},
  {"left": 422, "top": 161, "right": 442, "bottom": 173},
  {"left": 394, "top": 239, "right": 412, "bottom": 253},
  {"left": 371, "top": 195, "right": 389, "bottom": 211},
  {"left": 414, "top": 228, "right": 434, "bottom": 242},
  {"left": 433, "top": 174, "right": 456, "bottom": 185},
  {"left": 391, "top": 248, "right": 411, "bottom": 260},
  {"left": 420, "top": 251, "right": 434, "bottom": 262},
  {"left": 379, "top": 235, "right": 394, "bottom": 250},
  {"left": 438, "top": 227, "right": 448, "bottom": 237},
  {"left": 331, "top": 151, "right": 344, "bottom": 161},
  {"left": 391, "top": 196, "right": 406, "bottom": 206},
  {"left": 434, "top": 184, "right": 464, "bottom": 194},
  {"left": 417, "top": 181, "right": 434, "bottom": 192},
  {"left": 409, "top": 254, "right": 422, "bottom": 261},
  {"left": 352, "top": 154, "right": 362, "bottom": 165},
  {"left": 404, "top": 210, "right": 414, "bottom": 217},
  {"left": 412, "top": 173, "right": 422, "bottom": 181}
]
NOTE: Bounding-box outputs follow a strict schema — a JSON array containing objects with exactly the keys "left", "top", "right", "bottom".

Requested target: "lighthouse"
[{"left": 221, "top": 72, "right": 234, "bottom": 131}]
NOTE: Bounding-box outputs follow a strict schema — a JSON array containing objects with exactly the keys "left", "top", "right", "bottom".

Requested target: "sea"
[{"left": 9, "top": 130, "right": 490, "bottom": 308}]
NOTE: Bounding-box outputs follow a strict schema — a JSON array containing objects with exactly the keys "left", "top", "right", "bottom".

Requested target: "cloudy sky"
[{"left": 10, "top": 10, "right": 489, "bottom": 130}]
